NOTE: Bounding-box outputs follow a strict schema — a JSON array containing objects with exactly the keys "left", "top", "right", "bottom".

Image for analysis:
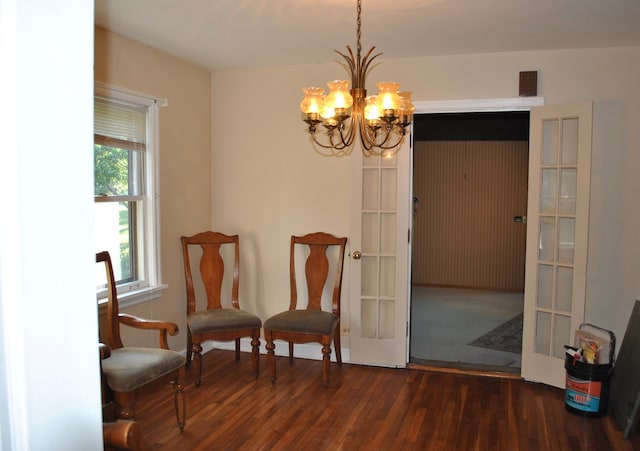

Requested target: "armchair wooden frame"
[
  {"left": 97, "top": 251, "right": 186, "bottom": 431},
  {"left": 100, "top": 343, "right": 146, "bottom": 451},
  {"left": 264, "top": 232, "right": 347, "bottom": 388}
]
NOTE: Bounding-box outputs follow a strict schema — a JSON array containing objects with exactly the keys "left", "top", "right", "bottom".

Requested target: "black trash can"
[{"left": 565, "top": 355, "right": 613, "bottom": 418}]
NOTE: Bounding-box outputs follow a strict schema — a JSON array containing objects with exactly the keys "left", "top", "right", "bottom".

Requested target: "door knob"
[{"left": 352, "top": 250, "right": 362, "bottom": 260}]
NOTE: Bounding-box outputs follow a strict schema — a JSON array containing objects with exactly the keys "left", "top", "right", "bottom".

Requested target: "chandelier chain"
[{"left": 356, "top": 0, "right": 362, "bottom": 59}]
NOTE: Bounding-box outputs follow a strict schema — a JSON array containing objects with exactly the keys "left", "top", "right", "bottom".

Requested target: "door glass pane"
[
  {"left": 361, "top": 299, "right": 377, "bottom": 338},
  {"left": 357, "top": 135, "right": 403, "bottom": 350},
  {"left": 362, "top": 213, "right": 379, "bottom": 253},
  {"left": 554, "top": 314, "right": 572, "bottom": 358},
  {"left": 542, "top": 119, "right": 558, "bottom": 165},
  {"left": 380, "top": 213, "right": 396, "bottom": 254},
  {"left": 556, "top": 266, "right": 573, "bottom": 312},
  {"left": 539, "top": 216, "right": 556, "bottom": 261},
  {"left": 379, "top": 300, "right": 395, "bottom": 339},
  {"left": 380, "top": 169, "right": 397, "bottom": 211},
  {"left": 557, "top": 218, "right": 575, "bottom": 264},
  {"left": 561, "top": 118, "right": 578, "bottom": 165},
  {"left": 535, "top": 311, "right": 552, "bottom": 355},
  {"left": 361, "top": 256, "right": 377, "bottom": 297},
  {"left": 559, "top": 169, "right": 577, "bottom": 215},
  {"left": 362, "top": 169, "right": 379, "bottom": 210},
  {"left": 380, "top": 257, "right": 395, "bottom": 298},
  {"left": 541, "top": 169, "right": 557, "bottom": 214},
  {"left": 537, "top": 264, "right": 554, "bottom": 308}
]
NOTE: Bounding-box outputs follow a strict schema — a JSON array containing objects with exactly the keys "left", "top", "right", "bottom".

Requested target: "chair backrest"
[
  {"left": 181, "top": 231, "right": 240, "bottom": 315},
  {"left": 289, "top": 232, "right": 347, "bottom": 315},
  {"left": 96, "top": 251, "right": 125, "bottom": 350}
]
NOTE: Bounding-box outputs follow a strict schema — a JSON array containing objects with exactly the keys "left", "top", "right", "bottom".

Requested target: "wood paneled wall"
[{"left": 412, "top": 140, "right": 529, "bottom": 291}]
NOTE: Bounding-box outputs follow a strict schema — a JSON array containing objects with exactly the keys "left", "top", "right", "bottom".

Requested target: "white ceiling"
[{"left": 95, "top": 0, "right": 640, "bottom": 71}]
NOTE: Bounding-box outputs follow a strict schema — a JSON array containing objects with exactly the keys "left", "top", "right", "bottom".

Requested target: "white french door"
[
  {"left": 521, "top": 102, "right": 593, "bottom": 387},
  {"left": 348, "top": 137, "right": 411, "bottom": 367},
  {"left": 346, "top": 97, "right": 591, "bottom": 380}
]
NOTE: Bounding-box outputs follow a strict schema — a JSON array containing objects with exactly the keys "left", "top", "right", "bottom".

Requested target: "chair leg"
[
  {"left": 265, "top": 336, "right": 276, "bottom": 384},
  {"left": 172, "top": 366, "right": 186, "bottom": 432},
  {"left": 185, "top": 331, "right": 193, "bottom": 368},
  {"left": 334, "top": 327, "right": 342, "bottom": 365},
  {"left": 192, "top": 342, "right": 203, "bottom": 387},
  {"left": 321, "top": 342, "right": 332, "bottom": 388},
  {"left": 251, "top": 330, "right": 260, "bottom": 378},
  {"left": 114, "top": 391, "right": 137, "bottom": 420},
  {"left": 288, "top": 342, "right": 294, "bottom": 363},
  {"left": 235, "top": 337, "right": 241, "bottom": 361}
]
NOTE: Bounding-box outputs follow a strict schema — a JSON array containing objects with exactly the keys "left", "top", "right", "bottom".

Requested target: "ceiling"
[{"left": 95, "top": 0, "right": 640, "bottom": 71}]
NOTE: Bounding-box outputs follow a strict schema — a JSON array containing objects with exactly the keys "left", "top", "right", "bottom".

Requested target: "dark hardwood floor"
[{"left": 130, "top": 349, "right": 639, "bottom": 450}]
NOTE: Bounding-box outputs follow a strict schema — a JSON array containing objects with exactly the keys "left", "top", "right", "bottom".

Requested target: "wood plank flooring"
[{"left": 130, "top": 349, "right": 639, "bottom": 450}]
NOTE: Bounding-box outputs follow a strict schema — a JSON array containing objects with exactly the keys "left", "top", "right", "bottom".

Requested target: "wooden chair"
[
  {"left": 263, "top": 232, "right": 347, "bottom": 387},
  {"left": 100, "top": 343, "right": 146, "bottom": 451},
  {"left": 181, "top": 231, "right": 262, "bottom": 386},
  {"left": 96, "top": 251, "right": 186, "bottom": 431}
]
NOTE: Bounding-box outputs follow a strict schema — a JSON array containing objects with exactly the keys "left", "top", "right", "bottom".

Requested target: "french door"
[
  {"left": 521, "top": 102, "right": 593, "bottom": 388},
  {"left": 346, "top": 98, "right": 592, "bottom": 385},
  {"left": 348, "top": 138, "right": 411, "bottom": 367}
]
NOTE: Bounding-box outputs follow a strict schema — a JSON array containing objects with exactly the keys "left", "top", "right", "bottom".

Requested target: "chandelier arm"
[
  {"left": 335, "top": 49, "right": 357, "bottom": 84},
  {"left": 310, "top": 131, "right": 348, "bottom": 150},
  {"left": 373, "top": 127, "right": 407, "bottom": 150},
  {"left": 312, "top": 143, "right": 353, "bottom": 158},
  {"left": 360, "top": 49, "right": 383, "bottom": 85},
  {"left": 357, "top": 113, "right": 377, "bottom": 152},
  {"left": 358, "top": 115, "right": 408, "bottom": 152},
  {"left": 360, "top": 47, "right": 382, "bottom": 69},
  {"left": 336, "top": 118, "right": 357, "bottom": 148},
  {"left": 359, "top": 123, "right": 402, "bottom": 157}
]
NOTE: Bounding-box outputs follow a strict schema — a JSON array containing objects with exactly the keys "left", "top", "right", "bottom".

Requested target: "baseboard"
[{"left": 180, "top": 338, "right": 350, "bottom": 363}]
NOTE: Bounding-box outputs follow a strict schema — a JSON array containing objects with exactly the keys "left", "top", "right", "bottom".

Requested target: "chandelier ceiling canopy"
[{"left": 299, "top": 0, "right": 414, "bottom": 158}]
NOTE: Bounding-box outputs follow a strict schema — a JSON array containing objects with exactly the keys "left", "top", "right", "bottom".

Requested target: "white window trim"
[{"left": 95, "top": 81, "right": 168, "bottom": 309}]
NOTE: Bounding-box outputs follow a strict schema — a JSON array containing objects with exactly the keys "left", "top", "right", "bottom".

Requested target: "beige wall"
[
  {"left": 212, "top": 46, "right": 640, "bottom": 348},
  {"left": 412, "top": 140, "right": 528, "bottom": 291},
  {"left": 95, "top": 27, "right": 211, "bottom": 349},
  {"left": 94, "top": 26, "right": 640, "bottom": 355}
]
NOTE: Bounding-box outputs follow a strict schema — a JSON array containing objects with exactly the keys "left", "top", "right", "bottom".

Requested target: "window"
[{"left": 94, "top": 83, "right": 166, "bottom": 306}]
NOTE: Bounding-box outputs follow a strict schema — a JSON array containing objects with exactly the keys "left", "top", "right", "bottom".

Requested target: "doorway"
[{"left": 409, "top": 111, "right": 530, "bottom": 373}]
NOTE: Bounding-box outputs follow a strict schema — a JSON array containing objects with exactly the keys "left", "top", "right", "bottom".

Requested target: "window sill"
[{"left": 98, "top": 284, "right": 168, "bottom": 310}]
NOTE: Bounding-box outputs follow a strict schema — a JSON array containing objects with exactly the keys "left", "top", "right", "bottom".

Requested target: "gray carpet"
[{"left": 410, "top": 286, "right": 524, "bottom": 370}]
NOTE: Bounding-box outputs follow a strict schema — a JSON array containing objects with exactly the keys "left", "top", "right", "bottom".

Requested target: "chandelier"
[{"left": 299, "top": 0, "right": 414, "bottom": 158}]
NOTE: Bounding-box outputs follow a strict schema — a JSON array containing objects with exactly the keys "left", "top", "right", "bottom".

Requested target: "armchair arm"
[
  {"left": 118, "top": 313, "right": 180, "bottom": 349},
  {"left": 99, "top": 342, "right": 111, "bottom": 360}
]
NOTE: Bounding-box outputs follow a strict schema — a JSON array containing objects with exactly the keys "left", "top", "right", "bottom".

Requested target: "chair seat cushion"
[
  {"left": 188, "top": 308, "right": 262, "bottom": 334},
  {"left": 102, "top": 347, "right": 185, "bottom": 392},
  {"left": 264, "top": 310, "right": 339, "bottom": 336}
]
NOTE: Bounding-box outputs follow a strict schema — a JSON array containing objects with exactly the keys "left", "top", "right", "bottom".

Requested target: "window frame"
[{"left": 94, "top": 82, "right": 167, "bottom": 308}]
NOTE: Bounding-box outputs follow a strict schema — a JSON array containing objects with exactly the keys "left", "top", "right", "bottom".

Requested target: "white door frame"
[{"left": 409, "top": 96, "right": 545, "bottom": 363}]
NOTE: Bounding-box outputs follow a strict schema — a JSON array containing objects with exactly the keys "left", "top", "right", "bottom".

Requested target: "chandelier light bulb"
[
  {"left": 398, "top": 91, "right": 415, "bottom": 122},
  {"left": 375, "top": 81, "right": 401, "bottom": 112},
  {"left": 364, "top": 96, "right": 381, "bottom": 121},
  {"left": 300, "top": 87, "right": 325, "bottom": 116},
  {"left": 320, "top": 104, "right": 336, "bottom": 120},
  {"left": 324, "top": 80, "right": 353, "bottom": 110}
]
